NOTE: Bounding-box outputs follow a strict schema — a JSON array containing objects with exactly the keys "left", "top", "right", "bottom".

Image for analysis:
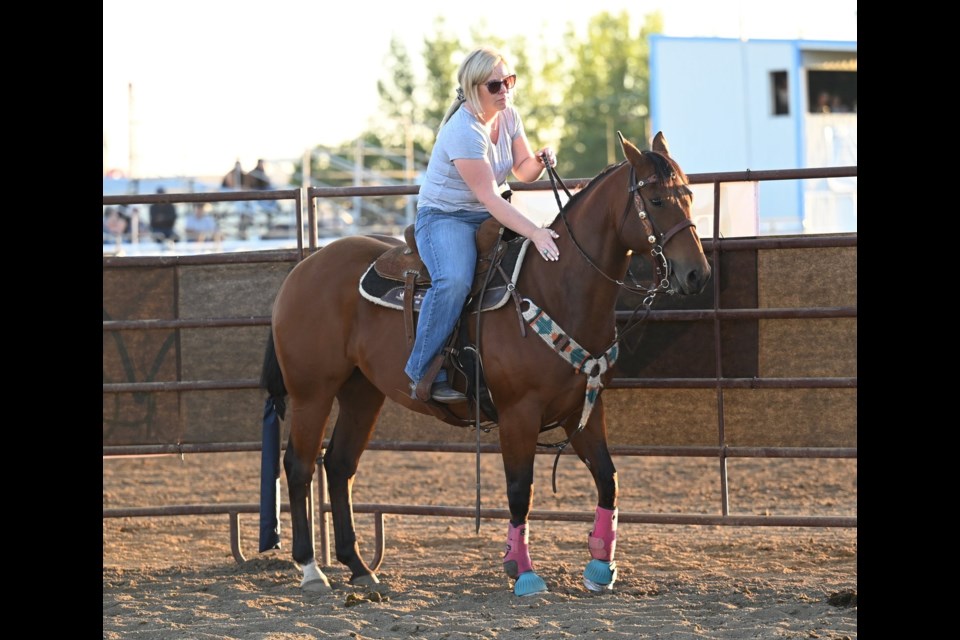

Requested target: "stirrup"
[{"left": 429, "top": 381, "right": 466, "bottom": 404}]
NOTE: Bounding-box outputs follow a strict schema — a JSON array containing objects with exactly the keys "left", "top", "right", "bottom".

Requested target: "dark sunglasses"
[{"left": 480, "top": 74, "right": 516, "bottom": 94}]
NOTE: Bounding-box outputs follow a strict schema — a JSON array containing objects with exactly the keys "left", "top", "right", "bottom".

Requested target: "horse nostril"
[{"left": 685, "top": 267, "right": 709, "bottom": 293}]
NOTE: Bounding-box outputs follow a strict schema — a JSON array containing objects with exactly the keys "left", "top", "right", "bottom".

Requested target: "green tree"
[
  {"left": 499, "top": 35, "right": 566, "bottom": 156},
  {"left": 362, "top": 10, "right": 662, "bottom": 189},
  {"left": 420, "top": 17, "right": 462, "bottom": 136},
  {"left": 556, "top": 11, "right": 662, "bottom": 179},
  {"left": 406, "top": 23, "right": 563, "bottom": 156},
  {"left": 376, "top": 36, "right": 418, "bottom": 148}
]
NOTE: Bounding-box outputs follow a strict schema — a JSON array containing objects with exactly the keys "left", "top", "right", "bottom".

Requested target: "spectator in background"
[
  {"left": 121, "top": 206, "right": 132, "bottom": 228},
  {"left": 110, "top": 206, "right": 131, "bottom": 236},
  {"left": 103, "top": 207, "right": 127, "bottom": 242},
  {"left": 185, "top": 203, "right": 221, "bottom": 243},
  {"left": 246, "top": 159, "right": 271, "bottom": 190},
  {"left": 222, "top": 160, "right": 244, "bottom": 188},
  {"left": 126, "top": 205, "right": 144, "bottom": 243},
  {"left": 816, "top": 91, "right": 832, "bottom": 113},
  {"left": 149, "top": 187, "right": 178, "bottom": 241},
  {"left": 830, "top": 95, "right": 851, "bottom": 113}
]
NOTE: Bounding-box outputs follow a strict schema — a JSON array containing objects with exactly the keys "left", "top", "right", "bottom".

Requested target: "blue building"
[{"left": 649, "top": 36, "right": 857, "bottom": 235}]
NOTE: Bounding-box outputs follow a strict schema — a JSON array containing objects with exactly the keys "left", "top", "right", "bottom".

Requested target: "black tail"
[{"left": 260, "top": 329, "right": 288, "bottom": 420}]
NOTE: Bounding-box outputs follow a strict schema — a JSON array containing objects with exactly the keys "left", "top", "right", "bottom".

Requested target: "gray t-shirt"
[{"left": 417, "top": 105, "right": 525, "bottom": 212}]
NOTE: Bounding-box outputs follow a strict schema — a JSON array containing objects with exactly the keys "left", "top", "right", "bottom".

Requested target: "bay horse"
[{"left": 260, "top": 131, "right": 711, "bottom": 596}]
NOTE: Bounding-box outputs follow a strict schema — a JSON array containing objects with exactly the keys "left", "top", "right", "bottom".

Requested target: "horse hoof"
[
  {"left": 350, "top": 573, "right": 384, "bottom": 592},
  {"left": 514, "top": 571, "right": 548, "bottom": 597},
  {"left": 583, "top": 559, "right": 617, "bottom": 592},
  {"left": 301, "top": 577, "right": 332, "bottom": 593}
]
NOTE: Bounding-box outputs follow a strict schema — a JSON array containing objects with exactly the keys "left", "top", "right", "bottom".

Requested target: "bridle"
[
  {"left": 523, "top": 156, "right": 700, "bottom": 488},
  {"left": 545, "top": 160, "right": 696, "bottom": 293},
  {"left": 542, "top": 157, "right": 698, "bottom": 345}
]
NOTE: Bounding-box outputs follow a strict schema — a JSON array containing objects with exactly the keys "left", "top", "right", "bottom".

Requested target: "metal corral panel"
[
  {"left": 103, "top": 242, "right": 855, "bottom": 449},
  {"left": 103, "top": 259, "right": 291, "bottom": 445}
]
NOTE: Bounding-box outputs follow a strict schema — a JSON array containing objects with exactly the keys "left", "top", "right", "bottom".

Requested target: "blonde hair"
[{"left": 438, "top": 47, "right": 509, "bottom": 131}]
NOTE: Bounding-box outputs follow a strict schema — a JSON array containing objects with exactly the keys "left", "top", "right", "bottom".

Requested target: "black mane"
[
  {"left": 558, "top": 151, "right": 690, "bottom": 218},
  {"left": 557, "top": 160, "right": 628, "bottom": 214}
]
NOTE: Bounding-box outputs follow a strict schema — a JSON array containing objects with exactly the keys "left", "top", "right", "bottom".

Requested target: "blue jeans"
[{"left": 404, "top": 207, "right": 491, "bottom": 384}]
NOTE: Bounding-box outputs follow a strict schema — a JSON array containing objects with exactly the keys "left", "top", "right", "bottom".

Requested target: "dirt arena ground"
[{"left": 103, "top": 449, "right": 857, "bottom": 639}]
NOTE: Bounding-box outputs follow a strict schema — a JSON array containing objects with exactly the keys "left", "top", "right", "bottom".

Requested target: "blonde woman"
[{"left": 405, "top": 46, "right": 559, "bottom": 403}]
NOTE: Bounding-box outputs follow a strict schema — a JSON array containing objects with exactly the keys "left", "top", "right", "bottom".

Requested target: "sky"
[{"left": 102, "top": 0, "right": 857, "bottom": 180}]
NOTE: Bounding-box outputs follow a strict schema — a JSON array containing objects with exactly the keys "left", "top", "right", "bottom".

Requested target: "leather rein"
[{"left": 542, "top": 158, "right": 697, "bottom": 348}]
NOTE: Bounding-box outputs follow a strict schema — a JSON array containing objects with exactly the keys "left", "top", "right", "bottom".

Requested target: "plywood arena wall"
[{"left": 103, "top": 241, "right": 856, "bottom": 449}]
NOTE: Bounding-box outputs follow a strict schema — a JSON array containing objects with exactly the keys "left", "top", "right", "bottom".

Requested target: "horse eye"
[{"left": 650, "top": 198, "right": 663, "bottom": 207}]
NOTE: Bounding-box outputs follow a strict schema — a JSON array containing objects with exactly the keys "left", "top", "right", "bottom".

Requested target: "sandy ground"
[{"left": 103, "top": 449, "right": 857, "bottom": 639}]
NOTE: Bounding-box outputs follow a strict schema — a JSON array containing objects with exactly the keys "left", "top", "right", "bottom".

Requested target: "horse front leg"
[
  {"left": 569, "top": 397, "right": 619, "bottom": 592},
  {"left": 498, "top": 414, "right": 548, "bottom": 596}
]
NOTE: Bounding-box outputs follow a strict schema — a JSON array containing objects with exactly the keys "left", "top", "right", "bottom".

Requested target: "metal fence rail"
[{"left": 103, "top": 165, "right": 857, "bottom": 565}]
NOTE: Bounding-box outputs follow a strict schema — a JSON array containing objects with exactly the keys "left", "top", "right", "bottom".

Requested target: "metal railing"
[{"left": 103, "top": 165, "right": 858, "bottom": 565}]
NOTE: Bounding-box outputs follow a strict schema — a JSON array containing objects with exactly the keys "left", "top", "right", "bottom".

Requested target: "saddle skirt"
[{"left": 359, "top": 218, "right": 531, "bottom": 313}]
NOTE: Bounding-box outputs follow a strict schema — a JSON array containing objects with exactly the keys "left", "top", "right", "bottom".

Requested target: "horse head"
[{"left": 618, "top": 132, "right": 711, "bottom": 296}]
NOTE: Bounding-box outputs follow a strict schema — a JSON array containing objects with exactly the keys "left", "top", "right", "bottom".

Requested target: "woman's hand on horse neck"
[{"left": 454, "top": 158, "right": 560, "bottom": 258}]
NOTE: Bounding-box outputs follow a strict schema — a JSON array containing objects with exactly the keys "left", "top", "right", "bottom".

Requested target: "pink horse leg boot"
[
  {"left": 588, "top": 506, "right": 618, "bottom": 562},
  {"left": 502, "top": 522, "right": 534, "bottom": 579}
]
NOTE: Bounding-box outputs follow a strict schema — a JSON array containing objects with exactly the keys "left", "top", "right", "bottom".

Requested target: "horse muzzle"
[{"left": 668, "top": 260, "right": 712, "bottom": 296}]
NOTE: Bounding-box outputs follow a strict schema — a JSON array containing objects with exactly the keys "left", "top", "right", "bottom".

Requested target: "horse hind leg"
[
  {"left": 323, "top": 369, "right": 386, "bottom": 589},
  {"left": 284, "top": 391, "right": 337, "bottom": 592}
]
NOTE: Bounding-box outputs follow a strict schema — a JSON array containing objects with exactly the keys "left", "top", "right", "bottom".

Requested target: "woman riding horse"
[
  {"left": 405, "top": 46, "right": 560, "bottom": 404},
  {"left": 261, "top": 130, "right": 711, "bottom": 596}
]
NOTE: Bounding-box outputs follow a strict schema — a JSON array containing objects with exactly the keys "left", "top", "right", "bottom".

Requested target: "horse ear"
[
  {"left": 652, "top": 131, "right": 670, "bottom": 156},
  {"left": 616, "top": 131, "right": 643, "bottom": 165}
]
